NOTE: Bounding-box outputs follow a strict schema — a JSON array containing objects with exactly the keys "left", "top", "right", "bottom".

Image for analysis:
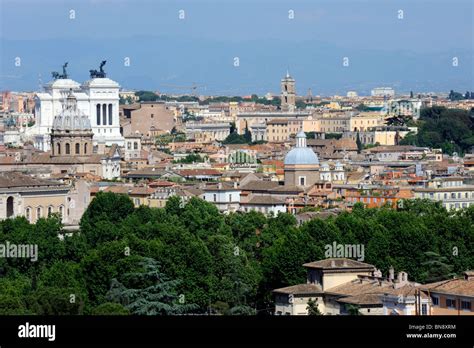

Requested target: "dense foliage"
[
  {"left": 0, "top": 193, "right": 472, "bottom": 315},
  {"left": 400, "top": 107, "right": 474, "bottom": 154}
]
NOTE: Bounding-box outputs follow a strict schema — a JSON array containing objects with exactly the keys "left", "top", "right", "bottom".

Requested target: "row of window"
[
  {"left": 420, "top": 191, "right": 473, "bottom": 200},
  {"left": 96, "top": 103, "right": 113, "bottom": 126},
  {"left": 57, "top": 142, "right": 88, "bottom": 155},
  {"left": 25, "top": 205, "right": 65, "bottom": 222},
  {"left": 432, "top": 296, "right": 472, "bottom": 311},
  {"left": 349, "top": 197, "right": 393, "bottom": 204},
  {"left": 127, "top": 141, "right": 140, "bottom": 150}
]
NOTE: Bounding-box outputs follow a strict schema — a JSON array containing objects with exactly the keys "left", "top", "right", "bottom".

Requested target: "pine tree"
[
  {"left": 420, "top": 252, "right": 456, "bottom": 283},
  {"left": 356, "top": 132, "right": 363, "bottom": 153},
  {"left": 106, "top": 258, "right": 198, "bottom": 315}
]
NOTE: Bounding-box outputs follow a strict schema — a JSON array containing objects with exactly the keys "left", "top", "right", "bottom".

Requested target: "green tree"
[
  {"left": 356, "top": 132, "right": 363, "bottom": 153},
  {"left": 106, "top": 258, "right": 198, "bottom": 315},
  {"left": 80, "top": 192, "right": 135, "bottom": 246},
  {"left": 306, "top": 298, "right": 322, "bottom": 315}
]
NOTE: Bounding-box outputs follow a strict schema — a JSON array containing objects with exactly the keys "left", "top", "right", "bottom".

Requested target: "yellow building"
[
  {"left": 0, "top": 172, "right": 71, "bottom": 224},
  {"left": 350, "top": 112, "right": 385, "bottom": 132},
  {"left": 267, "top": 119, "right": 290, "bottom": 142}
]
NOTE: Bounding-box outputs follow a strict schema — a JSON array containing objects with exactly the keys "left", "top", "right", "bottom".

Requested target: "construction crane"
[{"left": 161, "top": 82, "right": 206, "bottom": 96}]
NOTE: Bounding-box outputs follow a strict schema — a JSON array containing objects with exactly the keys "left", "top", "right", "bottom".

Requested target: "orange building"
[
  {"left": 345, "top": 186, "right": 413, "bottom": 208},
  {"left": 421, "top": 271, "right": 474, "bottom": 316}
]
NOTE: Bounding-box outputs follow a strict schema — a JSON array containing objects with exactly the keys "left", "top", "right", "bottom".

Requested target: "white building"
[
  {"left": 241, "top": 195, "right": 286, "bottom": 216},
  {"left": 371, "top": 87, "right": 395, "bottom": 98},
  {"left": 203, "top": 182, "right": 241, "bottom": 214},
  {"left": 319, "top": 162, "right": 345, "bottom": 182},
  {"left": 31, "top": 75, "right": 124, "bottom": 151},
  {"left": 413, "top": 177, "right": 474, "bottom": 211}
]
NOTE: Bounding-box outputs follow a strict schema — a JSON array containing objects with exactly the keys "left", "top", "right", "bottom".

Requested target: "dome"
[
  {"left": 284, "top": 147, "right": 319, "bottom": 165},
  {"left": 284, "top": 130, "right": 319, "bottom": 165},
  {"left": 52, "top": 91, "right": 92, "bottom": 132}
]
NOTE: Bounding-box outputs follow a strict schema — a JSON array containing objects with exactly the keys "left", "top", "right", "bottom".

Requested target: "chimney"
[
  {"left": 218, "top": 182, "right": 222, "bottom": 189},
  {"left": 233, "top": 181, "right": 238, "bottom": 189},
  {"left": 342, "top": 260, "right": 348, "bottom": 267},
  {"left": 388, "top": 266, "right": 394, "bottom": 281},
  {"left": 464, "top": 271, "right": 474, "bottom": 281},
  {"left": 331, "top": 260, "right": 336, "bottom": 268}
]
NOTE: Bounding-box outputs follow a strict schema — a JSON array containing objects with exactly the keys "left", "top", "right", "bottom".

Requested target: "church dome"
[
  {"left": 284, "top": 130, "right": 319, "bottom": 166},
  {"left": 52, "top": 90, "right": 91, "bottom": 132}
]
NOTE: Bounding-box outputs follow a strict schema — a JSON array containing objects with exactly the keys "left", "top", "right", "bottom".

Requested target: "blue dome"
[{"left": 284, "top": 147, "right": 319, "bottom": 165}]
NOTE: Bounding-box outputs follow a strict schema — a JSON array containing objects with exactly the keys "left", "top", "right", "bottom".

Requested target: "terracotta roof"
[
  {"left": 303, "top": 258, "right": 375, "bottom": 271},
  {"left": 420, "top": 277, "right": 474, "bottom": 298},
  {"left": 273, "top": 283, "right": 323, "bottom": 295},
  {"left": 0, "top": 172, "right": 64, "bottom": 189}
]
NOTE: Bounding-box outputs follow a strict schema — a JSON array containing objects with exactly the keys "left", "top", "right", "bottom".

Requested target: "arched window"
[
  {"left": 84, "top": 143, "right": 88, "bottom": 154},
  {"left": 56, "top": 143, "right": 61, "bottom": 155},
  {"left": 58, "top": 205, "right": 64, "bottom": 218},
  {"left": 65, "top": 143, "right": 70, "bottom": 155},
  {"left": 108, "top": 104, "right": 113, "bottom": 125},
  {"left": 102, "top": 104, "right": 107, "bottom": 125},
  {"left": 96, "top": 104, "right": 101, "bottom": 125},
  {"left": 6, "top": 196, "right": 14, "bottom": 218},
  {"left": 127, "top": 142, "right": 131, "bottom": 150},
  {"left": 75, "top": 143, "right": 80, "bottom": 154},
  {"left": 25, "top": 207, "right": 31, "bottom": 222},
  {"left": 134, "top": 142, "right": 138, "bottom": 150},
  {"left": 48, "top": 206, "right": 53, "bottom": 217},
  {"left": 36, "top": 206, "right": 42, "bottom": 220}
]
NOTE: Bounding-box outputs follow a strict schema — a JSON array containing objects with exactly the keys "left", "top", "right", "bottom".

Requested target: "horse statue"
[
  {"left": 89, "top": 60, "right": 107, "bottom": 78},
  {"left": 51, "top": 62, "right": 69, "bottom": 80}
]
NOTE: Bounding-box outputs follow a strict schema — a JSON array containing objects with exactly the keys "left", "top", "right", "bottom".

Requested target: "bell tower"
[{"left": 281, "top": 70, "right": 296, "bottom": 112}]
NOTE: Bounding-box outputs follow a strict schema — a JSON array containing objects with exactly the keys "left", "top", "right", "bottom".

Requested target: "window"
[
  {"left": 432, "top": 296, "right": 439, "bottom": 306},
  {"left": 461, "top": 301, "right": 471, "bottom": 311},
  {"left": 134, "top": 142, "right": 138, "bottom": 150},
  {"left": 108, "top": 104, "right": 113, "bottom": 125},
  {"left": 75, "top": 143, "right": 80, "bottom": 154},
  {"left": 36, "top": 207, "right": 42, "bottom": 219},
  {"left": 102, "top": 104, "right": 107, "bottom": 125},
  {"left": 65, "top": 143, "right": 70, "bottom": 155},
  {"left": 446, "top": 298, "right": 456, "bottom": 308},
  {"left": 6, "top": 196, "right": 14, "bottom": 218},
  {"left": 25, "top": 207, "right": 31, "bottom": 222},
  {"left": 84, "top": 143, "right": 88, "bottom": 154},
  {"left": 421, "top": 304, "right": 427, "bottom": 315},
  {"left": 228, "top": 194, "right": 232, "bottom": 202},
  {"left": 96, "top": 104, "right": 101, "bottom": 125},
  {"left": 299, "top": 176, "right": 306, "bottom": 186},
  {"left": 213, "top": 194, "right": 217, "bottom": 202},
  {"left": 57, "top": 143, "right": 61, "bottom": 155},
  {"left": 58, "top": 205, "right": 64, "bottom": 217}
]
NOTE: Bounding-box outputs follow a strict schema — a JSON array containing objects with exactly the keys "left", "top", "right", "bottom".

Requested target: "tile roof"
[
  {"left": 420, "top": 277, "right": 474, "bottom": 298},
  {"left": 273, "top": 283, "right": 323, "bottom": 295},
  {"left": 303, "top": 258, "right": 375, "bottom": 271},
  {"left": 0, "top": 172, "right": 64, "bottom": 189}
]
